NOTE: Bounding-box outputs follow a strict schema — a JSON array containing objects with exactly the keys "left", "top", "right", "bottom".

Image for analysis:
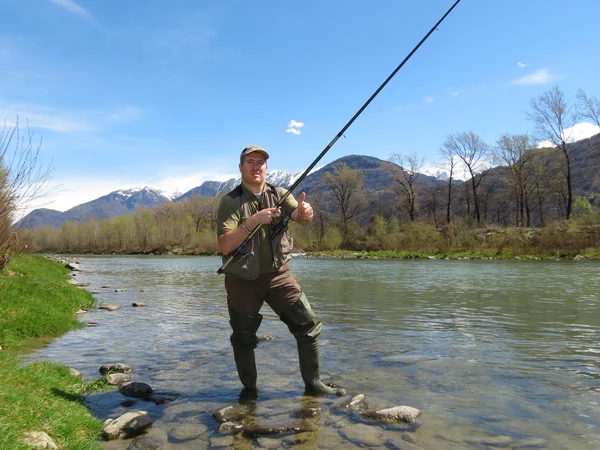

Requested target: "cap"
[{"left": 240, "top": 145, "right": 269, "bottom": 162}]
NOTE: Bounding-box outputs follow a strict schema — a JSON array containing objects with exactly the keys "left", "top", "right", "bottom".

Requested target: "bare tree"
[
  {"left": 440, "top": 141, "right": 458, "bottom": 224},
  {"left": 389, "top": 153, "right": 423, "bottom": 221},
  {"left": 527, "top": 85, "right": 576, "bottom": 219},
  {"left": 1, "top": 119, "right": 52, "bottom": 267},
  {"left": 443, "top": 132, "right": 490, "bottom": 224},
  {"left": 494, "top": 134, "right": 536, "bottom": 226},
  {"left": 576, "top": 88, "right": 600, "bottom": 127},
  {"left": 322, "top": 163, "right": 364, "bottom": 242}
]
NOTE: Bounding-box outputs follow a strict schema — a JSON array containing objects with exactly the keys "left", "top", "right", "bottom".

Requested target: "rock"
[
  {"left": 126, "top": 435, "right": 166, "bottom": 449},
  {"left": 210, "top": 436, "right": 234, "bottom": 448},
  {"left": 102, "top": 411, "right": 153, "bottom": 440},
  {"left": 513, "top": 437, "right": 548, "bottom": 448},
  {"left": 169, "top": 423, "right": 208, "bottom": 441},
  {"left": 132, "top": 302, "right": 146, "bottom": 307},
  {"left": 121, "top": 399, "right": 136, "bottom": 407},
  {"left": 258, "top": 335, "right": 277, "bottom": 341},
  {"left": 290, "top": 407, "right": 322, "bottom": 418},
  {"left": 573, "top": 254, "right": 586, "bottom": 261},
  {"left": 101, "top": 285, "right": 111, "bottom": 288},
  {"left": 217, "top": 422, "right": 243, "bottom": 433},
  {"left": 86, "top": 321, "right": 99, "bottom": 327},
  {"left": 68, "top": 367, "right": 81, "bottom": 377},
  {"left": 75, "top": 282, "right": 90, "bottom": 287},
  {"left": 120, "top": 381, "right": 153, "bottom": 398},
  {"left": 340, "top": 423, "right": 385, "bottom": 447},
  {"left": 100, "top": 363, "right": 132, "bottom": 375},
  {"left": 115, "top": 288, "right": 128, "bottom": 292},
  {"left": 98, "top": 304, "right": 119, "bottom": 311},
  {"left": 65, "top": 262, "right": 80, "bottom": 271},
  {"left": 257, "top": 437, "right": 283, "bottom": 449},
  {"left": 331, "top": 393, "right": 368, "bottom": 411},
  {"left": 107, "top": 373, "right": 131, "bottom": 385},
  {"left": 465, "top": 435, "right": 513, "bottom": 447},
  {"left": 75, "top": 309, "right": 88, "bottom": 314},
  {"left": 23, "top": 431, "right": 58, "bottom": 449},
  {"left": 363, "top": 405, "right": 421, "bottom": 423},
  {"left": 213, "top": 404, "right": 252, "bottom": 423}
]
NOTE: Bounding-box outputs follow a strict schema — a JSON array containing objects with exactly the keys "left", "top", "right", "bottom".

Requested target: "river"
[{"left": 26, "top": 256, "right": 600, "bottom": 449}]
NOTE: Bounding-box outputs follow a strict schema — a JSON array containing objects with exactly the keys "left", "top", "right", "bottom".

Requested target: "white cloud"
[
  {"left": 286, "top": 128, "right": 301, "bottom": 135},
  {"left": 511, "top": 69, "right": 559, "bottom": 86},
  {"left": 450, "top": 91, "right": 459, "bottom": 97},
  {"left": 423, "top": 96, "right": 434, "bottom": 103},
  {"left": 287, "top": 119, "right": 305, "bottom": 129},
  {"left": 48, "top": 0, "right": 93, "bottom": 21},
  {"left": 0, "top": 101, "right": 144, "bottom": 134},
  {"left": 518, "top": 62, "right": 526, "bottom": 68}
]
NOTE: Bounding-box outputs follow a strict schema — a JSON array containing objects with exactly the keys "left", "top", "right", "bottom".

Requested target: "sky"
[{"left": 2, "top": 0, "right": 599, "bottom": 217}]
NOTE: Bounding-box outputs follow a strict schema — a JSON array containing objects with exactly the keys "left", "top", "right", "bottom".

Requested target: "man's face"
[{"left": 239, "top": 152, "right": 267, "bottom": 187}]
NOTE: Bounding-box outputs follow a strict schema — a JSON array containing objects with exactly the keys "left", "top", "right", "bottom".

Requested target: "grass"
[{"left": 0, "top": 254, "right": 105, "bottom": 450}]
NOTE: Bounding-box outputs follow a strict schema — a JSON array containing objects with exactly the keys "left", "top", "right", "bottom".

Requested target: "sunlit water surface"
[{"left": 26, "top": 256, "right": 600, "bottom": 449}]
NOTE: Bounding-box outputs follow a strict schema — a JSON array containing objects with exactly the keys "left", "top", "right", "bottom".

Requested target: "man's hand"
[
  {"left": 249, "top": 207, "right": 281, "bottom": 228},
  {"left": 295, "top": 192, "right": 313, "bottom": 223}
]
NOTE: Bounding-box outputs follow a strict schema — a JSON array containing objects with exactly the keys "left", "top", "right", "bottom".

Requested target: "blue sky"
[{"left": 2, "top": 0, "right": 599, "bottom": 215}]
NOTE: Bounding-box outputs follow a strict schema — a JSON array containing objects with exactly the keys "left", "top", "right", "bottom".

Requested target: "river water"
[{"left": 26, "top": 256, "right": 600, "bottom": 449}]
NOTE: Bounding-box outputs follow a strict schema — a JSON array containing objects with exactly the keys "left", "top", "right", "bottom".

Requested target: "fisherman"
[{"left": 216, "top": 145, "right": 345, "bottom": 396}]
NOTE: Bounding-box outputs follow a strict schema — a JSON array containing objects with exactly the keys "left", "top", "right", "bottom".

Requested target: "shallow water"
[{"left": 26, "top": 256, "right": 600, "bottom": 449}]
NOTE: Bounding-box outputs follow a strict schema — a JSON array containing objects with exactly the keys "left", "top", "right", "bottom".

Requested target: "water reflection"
[{"left": 26, "top": 256, "right": 600, "bottom": 449}]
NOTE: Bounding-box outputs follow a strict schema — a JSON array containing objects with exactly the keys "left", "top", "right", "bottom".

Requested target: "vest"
[{"left": 221, "top": 183, "right": 294, "bottom": 280}]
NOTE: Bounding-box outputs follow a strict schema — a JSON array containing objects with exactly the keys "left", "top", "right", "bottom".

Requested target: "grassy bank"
[{"left": 0, "top": 254, "right": 104, "bottom": 450}]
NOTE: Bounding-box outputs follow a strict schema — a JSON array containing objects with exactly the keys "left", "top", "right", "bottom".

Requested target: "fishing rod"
[{"left": 218, "top": 0, "right": 462, "bottom": 275}]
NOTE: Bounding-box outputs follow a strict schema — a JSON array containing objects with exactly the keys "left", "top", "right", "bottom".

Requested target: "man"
[{"left": 216, "top": 145, "right": 345, "bottom": 396}]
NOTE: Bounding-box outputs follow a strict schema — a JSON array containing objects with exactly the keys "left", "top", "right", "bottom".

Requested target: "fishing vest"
[{"left": 221, "top": 183, "right": 294, "bottom": 280}]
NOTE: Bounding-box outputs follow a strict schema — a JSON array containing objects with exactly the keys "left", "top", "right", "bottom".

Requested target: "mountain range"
[{"left": 15, "top": 131, "right": 600, "bottom": 229}]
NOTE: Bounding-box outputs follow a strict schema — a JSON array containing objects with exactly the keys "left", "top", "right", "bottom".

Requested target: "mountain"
[{"left": 16, "top": 187, "right": 170, "bottom": 229}]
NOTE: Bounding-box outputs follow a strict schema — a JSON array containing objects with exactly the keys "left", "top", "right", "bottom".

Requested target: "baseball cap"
[{"left": 240, "top": 145, "right": 269, "bottom": 162}]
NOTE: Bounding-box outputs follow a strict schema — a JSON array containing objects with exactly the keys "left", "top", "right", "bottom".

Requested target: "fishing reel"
[{"left": 270, "top": 214, "right": 291, "bottom": 239}]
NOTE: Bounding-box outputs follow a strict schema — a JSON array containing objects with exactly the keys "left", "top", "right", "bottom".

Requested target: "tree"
[
  {"left": 443, "top": 132, "right": 490, "bottom": 224},
  {"left": 576, "top": 89, "right": 600, "bottom": 127},
  {"left": 528, "top": 85, "right": 576, "bottom": 219},
  {"left": 0, "top": 119, "right": 52, "bottom": 267},
  {"left": 494, "top": 134, "right": 536, "bottom": 226},
  {"left": 389, "top": 153, "right": 423, "bottom": 221},
  {"left": 322, "top": 163, "right": 364, "bottom": 243},
  {"left": 440, "top": 142, "right": 458, "bottom": 224}
]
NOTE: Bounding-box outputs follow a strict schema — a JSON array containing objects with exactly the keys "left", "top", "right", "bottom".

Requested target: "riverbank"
[
  {"left": 0, "top": 254, "right": 105, "bottom": 450},
  {"left": 302, "top": 249, "right": 600, "bottom": 260}
]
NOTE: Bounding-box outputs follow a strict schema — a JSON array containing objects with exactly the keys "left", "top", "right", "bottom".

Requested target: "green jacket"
[{"left": 217, "top": 183, "right": 297, "bottom": 280}]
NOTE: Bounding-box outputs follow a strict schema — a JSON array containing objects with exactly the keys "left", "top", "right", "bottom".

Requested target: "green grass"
[{"left": 0, "top": 254, "right": 104, "bottom": 450}]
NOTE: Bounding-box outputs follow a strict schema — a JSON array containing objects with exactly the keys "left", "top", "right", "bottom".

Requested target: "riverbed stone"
[
  {"left": 257, "top": 437, "right": 284, "bottom": 449},
  {"left": 86, "top": 321, "right": 99, "bottom": 327},
  {"left": 217, "top": 421, "right": 243, "bottom": 433},
  {"left": 23, "top": 431, "right": 58, "bottom": 449},
  {"left": 213, "top": 404, "right": 252, "bottom": 423},
  {"left": 331, "top": 393, "right": 368, "bottom": 411},
  {"left": 120, "top": 381, "right": 153, "bottom": 398},
  {"left": 513, "top": 437, "right": 548, "bottom": 448},
  {"left": 340, "top": 423, "right": 385, "bottom": 447},
  {"left": 100, "top": 363, "right": 132, "bottom": 375},
  {"left": 126, "top": 435, "right": 166, "bottom": 449},
  {"left": 465, "top": 435, "right": 513, "bottom": 447},
  {"left": 107, "top": 373, "right": 131, "bottom": 385},
  {"left": 168, "top": 423, "right": 208, "bottom": 441},
  {"left": 210, "top": 435, "right": 234, "bottom": 448},
  {"left": 132, "top": 302, "right": 146, "bottom": 307},
  {"left": 102, "top": 411, "right": 152, "bottom": 440},
  {"left": 68, "top": 367, "right": 81, "bottom": 377},
  {"left": 98, "top": 304, "right": 119, "bottom": 311},
  {"left": 363, "top": 405, "right": 421, "bottom": 423},
  {"left": 115, "top": 288, "right": 128, "bottom": 292}
]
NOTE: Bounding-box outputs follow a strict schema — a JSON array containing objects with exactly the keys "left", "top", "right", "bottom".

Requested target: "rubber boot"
[
  {"left": 281, "top": 293, "right": 346, "bottom": 396},
  {"left": 297, "top": 337, "right": 346, "bottom": 396},
  {"left": 229, "top": 307, "right": 262, "bottom": 391}
]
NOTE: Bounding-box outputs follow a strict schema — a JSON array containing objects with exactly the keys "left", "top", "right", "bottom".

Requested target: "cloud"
[
  {"left": 511, "top": 69, "right": 559, "bottom": 86},
  {"left": 518, "top": 62, "right": 526, "bottom": 68},
  {"left": 0, "top": 101, "right": 144, "bottom": 134},
  {"left": 285, "top": 119, "right": 304, "bottom": 135},
  {"left": 287, "top": 120, "right": 305, "bottom": 128},
  {"left": 48, "top": 0, "right": 93, "bottom": 21},
  {"left": 450, "top": 91, "right": 459, "bottom": 97},
  {"left": 423, "top": 96, "right": 434, "bottom": 103}
]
